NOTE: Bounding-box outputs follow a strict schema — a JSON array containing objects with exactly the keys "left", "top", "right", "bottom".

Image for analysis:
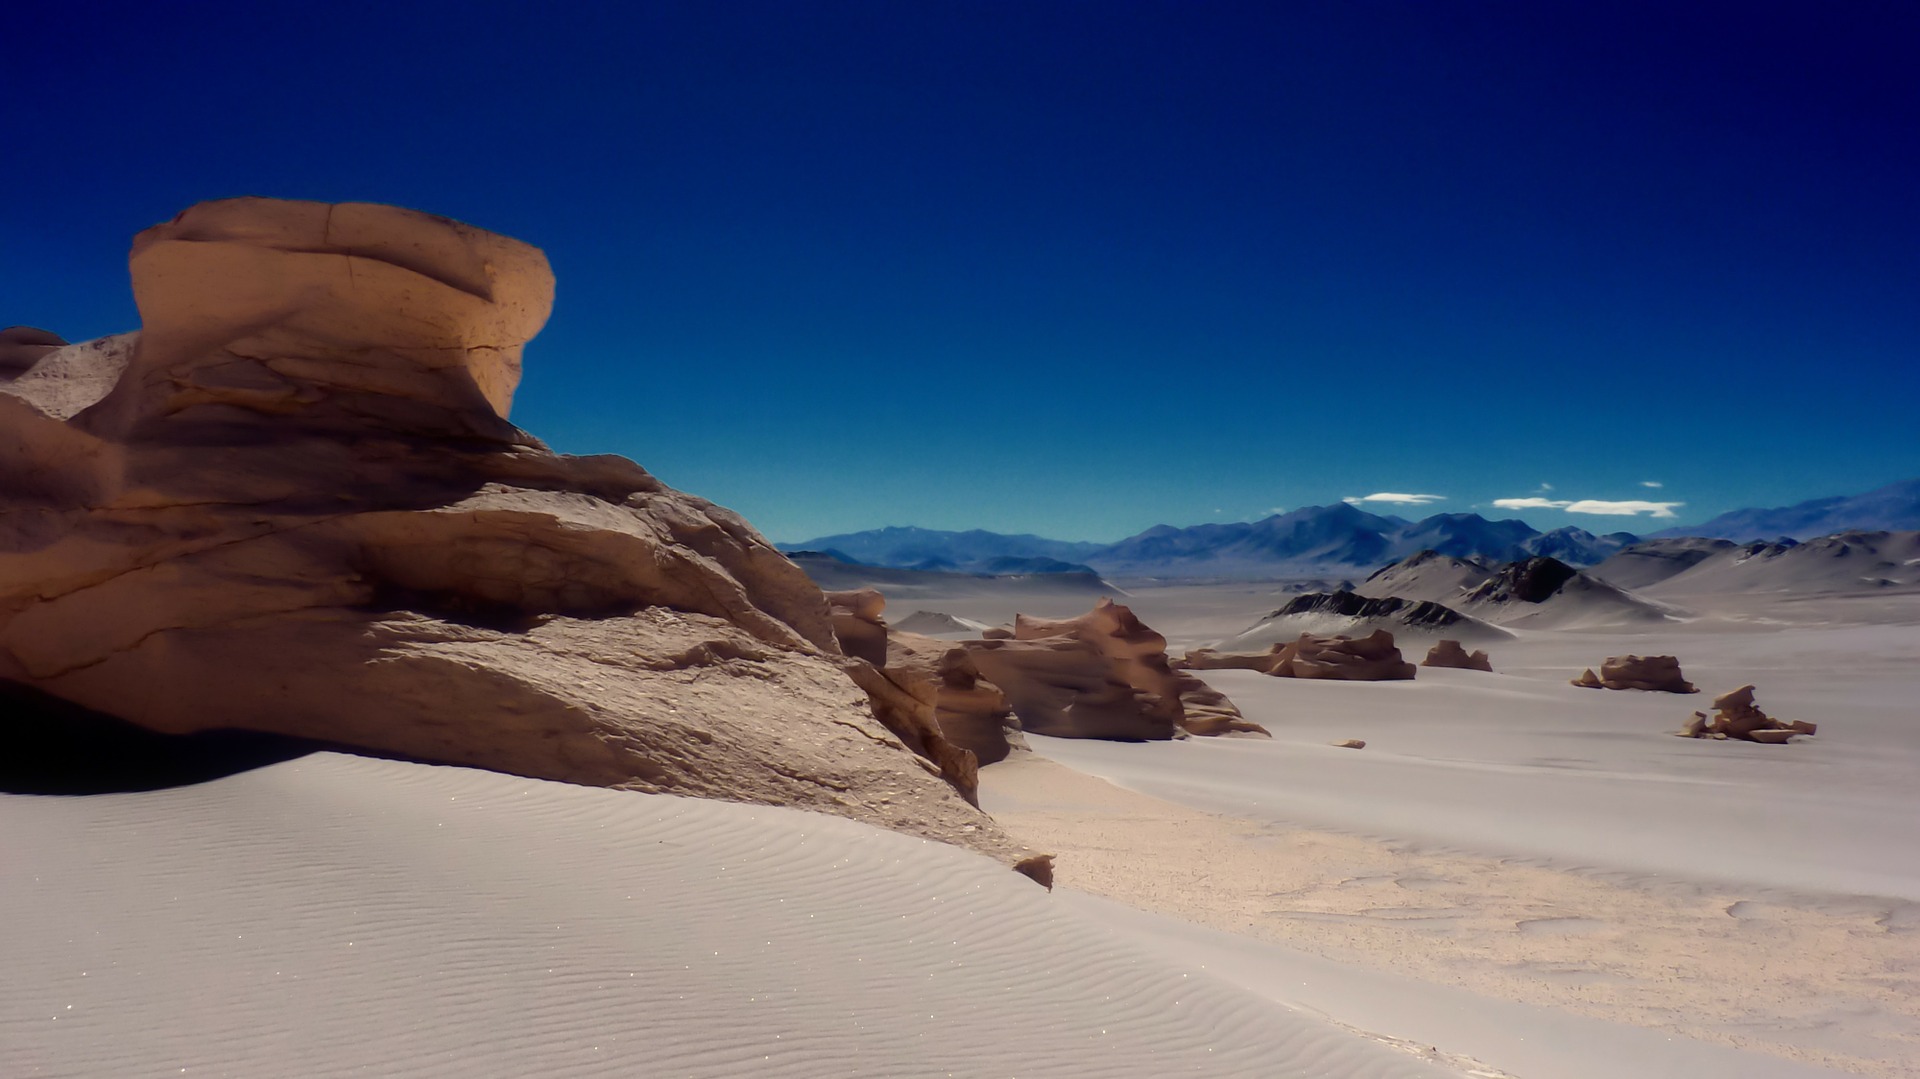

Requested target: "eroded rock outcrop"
[
  {"left": 1571, "top": 655, "right": 1698, "bottom": 693},
  {"left": 1423, "top": 639, "right": 1492, "bottom": 672},
  {"left": 0, "top": 198, "right": 1039, "bottom": 872},
  {"left": 1271, "top": 630, "right": 1417, "bottom": 681},
  {"left": 825, "top": 588, "right": 890, "bottom": 665},
  {"left": 885, "top": 630, "right": 1021, "bottom": 765},
  {"left": 1007, "top": 599, "right": 1267, "bottom": 737},
  {"left": 1679, "top": 685, "right": 1817, "bottom": 743}
]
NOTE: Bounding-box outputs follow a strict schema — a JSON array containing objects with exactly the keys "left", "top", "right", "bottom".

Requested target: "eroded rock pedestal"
[
  {"left": 0, "top": 198, "right": 1041, "bottom": 873},
  {"left": 1179, "top": 630, "right": 1418, "bottom": 682}
]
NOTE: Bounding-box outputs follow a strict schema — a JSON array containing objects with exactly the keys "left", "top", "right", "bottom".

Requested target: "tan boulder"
[
  {"left": 1571, "top": 655, "right": 1697, "bottom": 693},
  {"left": 1422, "top": 639, "right": 1492, "bottom": 672},
  {"left": 1269, "top": 630, "right": 1416, "bottom": 681},
  {"left": 0, "top": 198, "right": 1039, "bottom": 874}
]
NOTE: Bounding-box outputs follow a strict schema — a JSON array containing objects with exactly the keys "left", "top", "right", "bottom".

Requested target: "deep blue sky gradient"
[{"left": 6, "top": 1, "right": 1917, "bottom": 540}]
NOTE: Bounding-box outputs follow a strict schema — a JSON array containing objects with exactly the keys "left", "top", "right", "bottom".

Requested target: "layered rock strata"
[{"left": 0, "top": 198, "right": 1041, "bottom": 874}]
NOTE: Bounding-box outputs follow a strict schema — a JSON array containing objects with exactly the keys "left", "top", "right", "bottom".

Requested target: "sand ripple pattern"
[{"left": 1, "top": 753, "right": 1453, "bottom": 1078}]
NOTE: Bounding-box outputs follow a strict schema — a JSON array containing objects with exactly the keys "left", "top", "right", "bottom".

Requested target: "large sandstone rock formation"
[
  {"left": 1423, "top": 639, "right": 1492, "bottom": 672},
  {"left": 1571, "top": 655, "right": 1698, "bottom": 693},
  {"left": 0, "top": 198, "right": 1044, "bottom": 876},
  {"left": 999, "top": 599, "right": 1267, "bottom": 738},
  {"left": 1679, "top": 685, "right": 1817, "bottom": 743},
  {"left": 885, "top": 630, "right": 1021, "bottom": 765}
]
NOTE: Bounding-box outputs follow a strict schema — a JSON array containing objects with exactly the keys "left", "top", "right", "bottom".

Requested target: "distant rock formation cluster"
[
  {"left": 1422, "top": 639, "right": 1492, "bottom": 672},
  {"left": 1571, "top": 655, "right": 1699, "bottom": 693},
  {"left": 1179, "top": 629, "right": 1417, "bottom": 682},
  {"left": 0, "top": 198, "right": 1050, "bottom": 876},
  {"left": 1680, "top": 685, "right": 1817, "bottom": 743}
]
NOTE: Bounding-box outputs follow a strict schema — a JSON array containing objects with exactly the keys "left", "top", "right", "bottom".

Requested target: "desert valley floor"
[{"left": 6, "top": 572, "right": 1916, "bottom": 1079}]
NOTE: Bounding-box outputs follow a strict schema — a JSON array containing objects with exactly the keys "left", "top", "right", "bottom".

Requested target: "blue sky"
[{"left": 6, "top": 2, "right": 1917, "bottom": 542}]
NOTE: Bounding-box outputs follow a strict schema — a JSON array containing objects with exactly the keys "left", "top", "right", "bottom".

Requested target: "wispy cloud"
[
  {"left": 1565, "top": 499, "right": 1682, "bottom": 518},
  {"left": 1492, "top": 495, "right": 1683, "bottom": 519},
  {"left": 1343, "top": 492, "right": 1447, "bottom": 506},
  {"left": 1641, "top": 480, "right": 1663, "bottom": 488}
]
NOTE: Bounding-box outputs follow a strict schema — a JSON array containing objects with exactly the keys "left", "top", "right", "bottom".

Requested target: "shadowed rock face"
[
  {"left": 1571, "top": 655, "right": 1698, "bottom": 693},
  {"left": 1464, "top": 556, "right": 1581, "bottom": 604},
  {"left": 1423, "top": 639, "right": 1492, "bottom": 672},
  {"left": 885, "top": 630, "right": 1020, "bottom": 765},
  {"left": 0, "top": 198, "right": 1036, "bottom": 872},
  {"left": 1273, "top": 590, "right": 1472, "bottom": 629},
  {"left": 0, "top": 326, "right": 67, "bottom": 376}
]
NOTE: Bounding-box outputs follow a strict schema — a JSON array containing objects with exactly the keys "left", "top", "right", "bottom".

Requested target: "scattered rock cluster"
[
  {"left": 1422, "top": 639, "right": 1492, "bottom": 672},
  {"left": 1680, "top": 685, "right": 1817, "bottom": 744},
  {"left": 1571, "top": 655, "right": 1698, "bottom": 693},
  {"left": 1179, "top": 630, "right": 1417, "bottom": 682}
]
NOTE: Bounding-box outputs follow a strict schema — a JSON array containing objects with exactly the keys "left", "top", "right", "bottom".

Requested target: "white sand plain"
[
  {"left": 7, "top": 575, "right": 1916, "bottom": 1077},
  {"left": 2, "top": 752, "right": 1464, "bottom": 1078},
  {"left": 969, "top": 581, "right": 1920, "bottom": 1077}
]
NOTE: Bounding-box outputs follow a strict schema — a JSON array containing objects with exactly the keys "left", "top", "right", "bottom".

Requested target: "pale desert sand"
[
  {"left": 1, "top": 752, "right": 1466, "bottom": 1079},
  {"left": 968, "top": 582, "right": 1920, "bottom": 1078}
]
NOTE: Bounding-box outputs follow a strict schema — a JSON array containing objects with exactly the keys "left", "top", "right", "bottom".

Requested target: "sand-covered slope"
[
  {"left": 1590, "top": 537, "right": 1738, "bottom": 590},
  {"left": 1644, "top": 531, "right": 1920, "bottom": 597},
  {"left": 1216, "top": 591, "right": 1510, "bottom": 650},
  {"left": 1358, "top": 550, "right": 1494, "bottom": 605},
  {"left": 1, "top": 753, "right": 1458, "bottom": 1079}
]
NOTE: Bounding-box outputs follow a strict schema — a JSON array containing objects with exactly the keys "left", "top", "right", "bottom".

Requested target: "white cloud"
[
  {"left": 1536, "top": 482, "right": 1555, "bottom": 492},
  {"left": 1493, "top": 496, "right": 1683, "bottom": 518},
  {"left": 1641, "top": 480, "right": 1663, "bottom": 488},
  {"left": 1342, "top": 492, "right": 1447, "bottom": 506},
  {"left": 1564, "top": 499, "right": 1683, "bottom": 518}
]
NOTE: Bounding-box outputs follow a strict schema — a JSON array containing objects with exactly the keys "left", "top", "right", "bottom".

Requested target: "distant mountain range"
[
  {"left": 785, "top": 504, "right": 1636, "bottom": 580},
  {"left": 786, "top": 477, "right": 1920, "bottom": 580},
  {"left": 1650, "top": 478, "right": 1920, "bottom": 541}
]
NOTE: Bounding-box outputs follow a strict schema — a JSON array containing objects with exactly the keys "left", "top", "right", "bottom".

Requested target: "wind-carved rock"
[
  {"left": 0, "top": 198, "right": 1044, "bottom": 875},
  {"left": 1423, "top": 639, "right": 1492, "bottom": 672},
  {"left": 939, "top": 599, "right": 1266, "bottom": 740},
  {"left": 1679, "top": 685, "right": 1817, "bottom": 743},
  {"left": 1570, "top": 655, "right": 1698, "bottom": 693},
  {"left": 1269, "top": 630, "right": 1417, "bottom": 681}
]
